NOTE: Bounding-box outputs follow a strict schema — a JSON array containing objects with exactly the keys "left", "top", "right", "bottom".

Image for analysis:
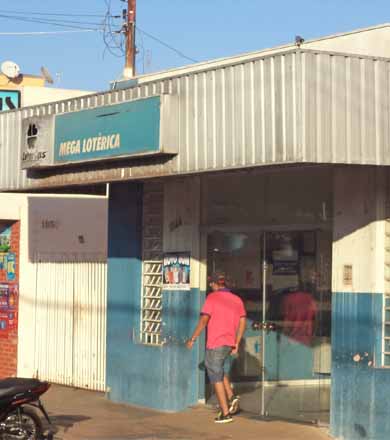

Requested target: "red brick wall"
[{"left": 0, "top": 221, "right": 20, "bottom": 378}]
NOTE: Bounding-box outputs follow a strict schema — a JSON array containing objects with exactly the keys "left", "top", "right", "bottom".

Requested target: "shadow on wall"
[
  {"left": 332, "top": 166, "right": 382, "bottom": 243},
  {"left": 27, "top": 154, "right": 173, "bottom": 181}
]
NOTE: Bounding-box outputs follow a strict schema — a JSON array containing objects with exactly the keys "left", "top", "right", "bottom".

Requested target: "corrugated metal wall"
[
  {"left": 30, "top": 258, "right": 107, "bottom": 391},
  {"left": 2, "top": 49, "right": 390, "bottom": 190}
]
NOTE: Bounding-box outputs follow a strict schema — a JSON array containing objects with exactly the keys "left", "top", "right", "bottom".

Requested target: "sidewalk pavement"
[{"left": 41, "top": 385, "right": 332, "bottom": 440}]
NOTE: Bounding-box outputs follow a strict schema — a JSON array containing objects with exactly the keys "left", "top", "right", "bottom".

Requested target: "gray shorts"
[{"left": 205, "top": 346, "right": 232, "bottom": 384}]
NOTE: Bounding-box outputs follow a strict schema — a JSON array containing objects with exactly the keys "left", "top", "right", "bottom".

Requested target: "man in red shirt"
[{"left": 187, "top": 273, "right": 246, "bottom": 423}]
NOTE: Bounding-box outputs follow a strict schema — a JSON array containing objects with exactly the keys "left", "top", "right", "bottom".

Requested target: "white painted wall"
[
  {"left": 163, "top": 177, "right": 201, "bottom": 289},
  {"left": 0, "top": 192, "right": 109, "bottom": 386},
  {"left": 332, "top": 167, "right": 386, "bottom": 294},
  {"left": 0, "top": 193, "right": 25, "bottom": 220},
  {"left": 21, "top": 86, "right": 93, "bottom": 107}
]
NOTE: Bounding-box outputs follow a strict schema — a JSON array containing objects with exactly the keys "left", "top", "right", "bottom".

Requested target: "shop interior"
[{"left": 201, "top": 169, "right": 333, "bottom": 424}]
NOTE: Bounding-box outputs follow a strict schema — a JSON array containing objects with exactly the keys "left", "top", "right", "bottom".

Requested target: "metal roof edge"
[
  {"left": 299, "top": 47, "right": 390, "bottom": 62},
  {"left": 112, "top": 22, "right": 390, "bottom": 85},
  {"left": 5, "top": 41, "right": 390, "bottom": 116}
]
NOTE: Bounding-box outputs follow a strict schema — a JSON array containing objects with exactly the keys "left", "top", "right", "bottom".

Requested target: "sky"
[{"left": 0, "top": 0, "right": 390, "bottom": 92}]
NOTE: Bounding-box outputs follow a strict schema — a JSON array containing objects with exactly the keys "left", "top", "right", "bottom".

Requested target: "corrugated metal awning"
[{"left": 1, "top": 48, "right": 390, "bottom": 190}]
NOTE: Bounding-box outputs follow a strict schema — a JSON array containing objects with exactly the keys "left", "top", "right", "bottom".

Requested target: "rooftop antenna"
[
  {"left": 1, "top": 60, "right": 21, "bottom": 79},
  {"left": 55, "top": 72, "right": 62, "bottom": 86},
  {"left": 40, "top": 66, "right": 54, "bottom": 84}
]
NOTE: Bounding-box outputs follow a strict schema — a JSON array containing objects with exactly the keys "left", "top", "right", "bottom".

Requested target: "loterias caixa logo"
[{"left": 21, "top": 114, "right": 54, "bottom": 169}]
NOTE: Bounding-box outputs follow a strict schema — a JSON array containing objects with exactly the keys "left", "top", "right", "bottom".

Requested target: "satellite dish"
[
  {"left": 40, "top": 66, "right": 54, "bottom": 84},
  {"left": 1, "top": 61, "right": 21, "bottom": 79}
]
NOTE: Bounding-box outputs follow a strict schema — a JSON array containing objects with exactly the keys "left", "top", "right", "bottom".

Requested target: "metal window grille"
[
  {"left": 141, "top": 261, "right": 163, "bottom": 345},
  {"left": 140, "top": 184, "right": 164, "bottom": 345}
]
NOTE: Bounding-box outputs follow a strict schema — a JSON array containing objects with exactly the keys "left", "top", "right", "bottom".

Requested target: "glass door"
[
  {"left": 262, "top": 231, "right": 331, "bottom": 424},
  {"left": 206, "top": 231, "right": 264, "bottom": 414},
  {"left": 205, "top": 229, "right": 331, "bottom": 424}
]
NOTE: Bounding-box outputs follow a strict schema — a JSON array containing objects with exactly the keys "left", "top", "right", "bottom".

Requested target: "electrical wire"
[
  {"left": 101, "top": 0, "right": 125, "bottom": 59},
  {"left": 136, "top": 26, "right": 198, "bottom": 63},
  {"left": 0, "top": 13, "right": 102, "bottom": 30},
  {"left": 0, "top": 29, "right": 100, "bottom": 36},
  {"left": 0, "top": 13, "right": 103, "bottom": 27},
  {"left": 0, "top": 5, "right": 198, "bottom": 66},
  {"left": 0, "top": 9, "right": 106, "bottom": 18}
]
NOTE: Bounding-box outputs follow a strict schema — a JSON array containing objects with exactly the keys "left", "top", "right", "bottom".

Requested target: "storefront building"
[
  {"left": 0, "top": 193, "right": 108, "bottom": 391},
  {"left": 2, "top": 25, "right": 390, "bottom": 440}
]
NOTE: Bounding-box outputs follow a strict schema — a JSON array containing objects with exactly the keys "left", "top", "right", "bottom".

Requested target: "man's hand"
[
  {"left": 231, "top": 344, "right": 238, "bottom": 355},
  {"left": 187, "top": 315, "right": 209, "bottom": 350}
]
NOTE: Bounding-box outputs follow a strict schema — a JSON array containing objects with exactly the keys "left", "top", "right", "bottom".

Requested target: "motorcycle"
[{"left": 0, "top": 377, "right": 52, "bottom": 440}]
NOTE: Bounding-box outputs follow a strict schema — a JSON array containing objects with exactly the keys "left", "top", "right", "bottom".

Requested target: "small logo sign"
[{"left": 0, "top": 90, "right": 20, "bottom": 112}]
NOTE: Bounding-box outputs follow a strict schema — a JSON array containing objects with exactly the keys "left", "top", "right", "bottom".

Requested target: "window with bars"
[
  {"left": 141, "top": 261, "right": 163, "bottom": 345},
  {"left": 140, "top": 184, "right": 164, "bottom": 345},
  {"left": 383, "top": 295, "right": 390, "bottom": 366}
]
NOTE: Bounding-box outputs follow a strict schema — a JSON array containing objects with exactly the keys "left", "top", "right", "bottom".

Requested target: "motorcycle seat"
[{"left": 0, "top": 377, "right": 43, "bottom": 399}]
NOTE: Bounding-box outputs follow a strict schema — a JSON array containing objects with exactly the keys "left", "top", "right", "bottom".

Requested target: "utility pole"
[{"left": 124, "top": 0, "right": 136, "bottom": 78}]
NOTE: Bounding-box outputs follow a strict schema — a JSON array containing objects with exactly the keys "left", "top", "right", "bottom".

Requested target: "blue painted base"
[
  {"left": 331, "top": 292, "right": 390, "bottom": 440},
  {"left": 105, "top": 182, "right": 202, "bottom": 411}
]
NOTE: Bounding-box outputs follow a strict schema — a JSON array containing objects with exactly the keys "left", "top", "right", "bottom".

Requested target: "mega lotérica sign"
[{"left": 21, "top": 95, "right": 178, "bottom": 169}]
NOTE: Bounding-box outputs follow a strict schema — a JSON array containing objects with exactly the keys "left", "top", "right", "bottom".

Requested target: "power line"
[
  {"left": 0, "top": 29, "right": 100, "bottom": 36},
  {"left": 0, "top": 14, "right": 102, "bottom": 30},
  {"left": 0, "top": 13, "right": 103, "bottom": 27},
  {"left": 0, "top": 9, "right": 105, "bottom": 18},
  {"left": 136, "top": 26, "right": 198, "bottom": 63},
  {"left": 101, "top": 0, "right": 125, "bottom": 59}
]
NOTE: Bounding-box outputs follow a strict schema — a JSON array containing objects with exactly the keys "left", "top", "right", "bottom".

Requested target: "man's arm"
[
  {"left": 186, "top": 314, "right": 210, "bottom": 349},
  {"left": 232, "top": 316, "right": 246, "bottom": 354}
]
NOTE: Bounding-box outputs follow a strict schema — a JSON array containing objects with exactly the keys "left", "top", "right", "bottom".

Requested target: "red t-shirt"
[
  {"left": 281, "top": 291, "right": 317, "bottom": 346},
  {"left": 201, "top": 288, "right": 246, "bottom": 349}
]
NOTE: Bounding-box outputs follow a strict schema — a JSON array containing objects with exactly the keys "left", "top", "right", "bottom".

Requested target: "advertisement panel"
[
  {"left": 0, "top": 283, "right": 18, "bottom": 338},
  {"left": 163, "top": 252, "right": 191, "bottom": 291}
]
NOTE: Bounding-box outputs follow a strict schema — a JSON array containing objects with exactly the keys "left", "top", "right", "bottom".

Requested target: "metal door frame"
[{"left": 201, "top": 226, "right": 331, "bottom": 421}]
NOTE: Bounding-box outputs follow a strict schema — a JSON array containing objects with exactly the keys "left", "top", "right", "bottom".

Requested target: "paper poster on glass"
[
  {"left": 272, "top": 247, "right": 298, "bottom": 276},
  {"left": 5, "top": 252, "right": 16, "bottom": 281},
  {"left": 0, "top": 226, "right": 11, "bottom": 252},
  {"left": 163, "top": 252, "right": 191, "bottom": 291},
  {"left": 0, "top": 283, "right": 18, "bottom": 338},
  {"left": 272, "top": 260, "right": 299, "bottom": 275}
]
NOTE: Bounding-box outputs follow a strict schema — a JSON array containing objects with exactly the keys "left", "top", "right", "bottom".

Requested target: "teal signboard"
[
  {"left": 0, "top": 90, "right": 20, "bottom": 112},
  {"left": 54, "top": 96, "right": 161, "bottom": 164}
]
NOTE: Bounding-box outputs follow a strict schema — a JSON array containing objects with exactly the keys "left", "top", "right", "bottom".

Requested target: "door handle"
[{"left": 251, "top": 321, "right": 276, "bottom": 332}]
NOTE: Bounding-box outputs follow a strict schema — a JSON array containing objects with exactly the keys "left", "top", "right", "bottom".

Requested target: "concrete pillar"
[{"left": 331, "top": 166, "right": 389, "bottom": 440}]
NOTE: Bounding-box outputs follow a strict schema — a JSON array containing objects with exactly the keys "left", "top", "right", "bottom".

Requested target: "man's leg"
[
  {"left": 214, "top": 381, "right": 229, "bottom": 416},
  {"left": 223, "top": 374, "right": 234, "bottom": 401},
  {"left": 223, "top": 374, "right": 240, "bottom": 414},
  {"left": 205, "top": 347, "right": 234, "bottom": 422}
]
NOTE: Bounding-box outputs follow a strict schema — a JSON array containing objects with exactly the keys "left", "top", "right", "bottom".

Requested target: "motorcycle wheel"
[{"left": 1, "top": 407, "right": 43, "bottom": 440}]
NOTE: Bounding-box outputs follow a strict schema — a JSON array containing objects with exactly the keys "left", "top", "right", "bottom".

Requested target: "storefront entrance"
[{"left": 205, "top": 229, "right": 332, "bottom": 424}]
